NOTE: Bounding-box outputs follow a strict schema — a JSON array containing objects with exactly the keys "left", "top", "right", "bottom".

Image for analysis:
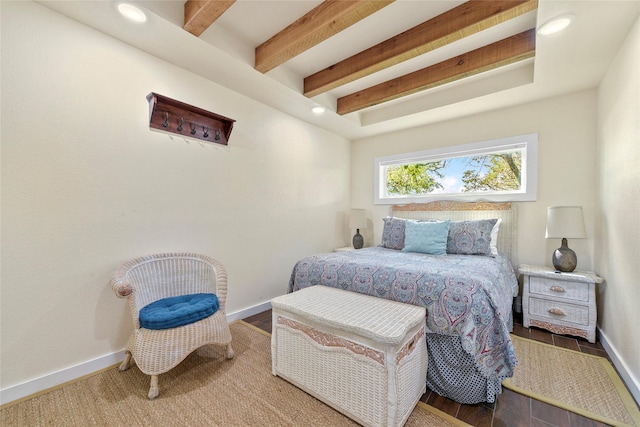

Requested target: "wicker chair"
[{"left": 110, "top": 253, "right": 234, "bottom": 399}]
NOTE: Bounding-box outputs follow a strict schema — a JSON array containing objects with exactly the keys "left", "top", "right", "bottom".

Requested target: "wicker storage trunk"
[{"left": 271, "top": 286, "right": 427, "bottom": 427}]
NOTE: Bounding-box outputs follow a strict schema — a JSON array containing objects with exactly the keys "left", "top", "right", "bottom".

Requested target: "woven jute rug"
[
  {"left": 503, "top": 335, "right": 640, "bottom": 427},
  {"left": 0, "top": 321, "right": 469, "bottom": 427}
]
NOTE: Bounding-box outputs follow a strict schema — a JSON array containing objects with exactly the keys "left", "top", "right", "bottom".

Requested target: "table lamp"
[{"left": 545, "top": 206, "right": 586, "bottom": 272}]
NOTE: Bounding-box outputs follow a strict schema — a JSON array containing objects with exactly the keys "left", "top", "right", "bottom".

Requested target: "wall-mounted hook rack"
[{"left": 147, "top": 92, "right": 235, "bottom": 146}]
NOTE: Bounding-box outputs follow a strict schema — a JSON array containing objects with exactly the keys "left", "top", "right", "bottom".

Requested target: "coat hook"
[
  {"left": 177, "top": 117, "right": 184, "bottom": 132},
  {"left": 203, "top": 126, "right": 209, "bottom": 138},
  {"left": 214, "top": 129, "right": 221, "bottom": 141},
  {"left": 190, "top": 123, "right": 197, "bottom": 135},
  {"left": 163, "top": 112, "right": 169, "bottom": 127}
]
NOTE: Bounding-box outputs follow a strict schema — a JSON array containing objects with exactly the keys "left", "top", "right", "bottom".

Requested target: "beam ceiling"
[
  {"left": 184, "top": 0, "right": 539, "bottom": 115},
  {"left": 337, "top": 29, "right": 536, "bottom": 115},
  {"left": 254, "top": 0, "right": 395, "bottom": 73},
  {"left": 304, "top": 0, "right": 538, "bottom": 98}
]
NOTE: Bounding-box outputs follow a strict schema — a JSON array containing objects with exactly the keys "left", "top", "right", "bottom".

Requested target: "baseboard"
[
  {"left": 598, "top": 327, "right": 640, "bottom": 406},
  {"left": 0, "top": 301, "right": 273, "bottom": 407},
  {"left": 0, "top": 351, "right": 126, "bottom": 406},
  {"left": 227, "top": 300, "right": 272, "bottom": 323}
]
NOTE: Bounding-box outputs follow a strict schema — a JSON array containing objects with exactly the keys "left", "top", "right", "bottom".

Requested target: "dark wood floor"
[{"left": 243, "top": 310, "right": 614, "bottom": 427}]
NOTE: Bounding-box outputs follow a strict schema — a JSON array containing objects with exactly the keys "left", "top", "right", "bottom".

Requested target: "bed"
[{"left": 287, "top": 201, "right": 519, "bottom": 404}]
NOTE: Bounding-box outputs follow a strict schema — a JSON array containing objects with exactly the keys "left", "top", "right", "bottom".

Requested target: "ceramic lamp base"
[
  {"left": 352, "top": 230, "right": 364, "bottom": 249},
  {"left": 552, "top": 238, "right": 577, "bottom": 272}
]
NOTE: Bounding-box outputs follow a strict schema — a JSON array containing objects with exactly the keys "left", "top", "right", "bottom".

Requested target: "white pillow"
[{"left": 490, "top": 218, "right": 502, "bottom": 256}]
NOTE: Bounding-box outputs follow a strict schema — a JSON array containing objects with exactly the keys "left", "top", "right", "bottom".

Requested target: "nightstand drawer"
[
  {"left": 528, "top": 297, "right": 590, "bottom": 326},
  {"left": 529, "top": 277, "right": 589, "bottom": 302}
]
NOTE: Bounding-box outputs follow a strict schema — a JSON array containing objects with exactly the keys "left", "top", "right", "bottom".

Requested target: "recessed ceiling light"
[
  {"left": 117, "top": 3, "right": 147, "bottom": 23},
  {"left": 537, "top": 14, "right": 574, "bottom": 36},
  {"left": 311, "top": 106, "right": 326, "bottom": 114}
]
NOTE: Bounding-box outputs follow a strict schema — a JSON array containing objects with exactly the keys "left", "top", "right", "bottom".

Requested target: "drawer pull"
[
  {"left": 548, "top": 307, "right": 566, "bottom": 316},
  {"left": 550, "top": 285, "right": 566, "bottom": 293}
]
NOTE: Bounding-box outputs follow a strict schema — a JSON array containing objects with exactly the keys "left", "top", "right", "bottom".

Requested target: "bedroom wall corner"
[
  {"left": 596, "top": 13, "right": 640, "bottom": 402},
  {"left": 0, "top": 1, "right": 350, "bottom": 402}
]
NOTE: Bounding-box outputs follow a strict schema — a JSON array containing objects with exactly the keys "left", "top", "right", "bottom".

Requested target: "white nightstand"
[
  {"left": 519, "top": 264, "right": 603, "bottom": 343},
  {"left": 334, "top": 246, "right": 355, "bottom": 252}
]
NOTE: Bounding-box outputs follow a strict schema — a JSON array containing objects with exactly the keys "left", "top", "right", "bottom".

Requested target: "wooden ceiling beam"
[
  {"left": 184, "top": 0, "right": 236, "bottom": 37},
  {"left": 254, "top": 0, "right": 394, "bottom": 74},
  {"left": 304, "top": 0, "right": 538, "bottom": 97},
  {"left": 336, "top": 29, "right": 536, "bottom": 115}
]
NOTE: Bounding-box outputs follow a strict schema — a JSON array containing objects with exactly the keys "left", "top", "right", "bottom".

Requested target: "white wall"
[
  {"left": 0, "top": 1, "right": 350, "bottom": 395},
  {"left": 596, "top": 14, "right": 640, "bottom": 398},
  {"left": 352, "top": 90, "right": 598, "bottom": 272}
]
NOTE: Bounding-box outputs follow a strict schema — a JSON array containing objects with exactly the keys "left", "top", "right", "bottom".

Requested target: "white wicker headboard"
[{"left": 391, "top": 201, "right": 518, "bottom": 269}]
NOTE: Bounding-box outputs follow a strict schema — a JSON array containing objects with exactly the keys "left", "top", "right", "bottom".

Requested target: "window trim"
[{"left": 374, "top": 133, "right": 538, "bottom": 204}]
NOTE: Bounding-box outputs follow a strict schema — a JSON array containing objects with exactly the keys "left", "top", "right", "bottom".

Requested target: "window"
[{"left": 374, "top": 133, "right": 538, "bottom": 204}]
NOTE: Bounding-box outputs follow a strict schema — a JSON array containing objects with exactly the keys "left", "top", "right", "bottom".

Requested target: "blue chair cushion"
[{"left": 139, "top": 293, "right": 219, "bottom": 330}]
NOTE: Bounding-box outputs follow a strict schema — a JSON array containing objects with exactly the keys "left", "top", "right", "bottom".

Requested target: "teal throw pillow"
[
  {"left": 402, "top": 220, "right": 450, "bottom": 255},
  {"left": 139, "top": 293, "right": 219, "bottom": 330}
]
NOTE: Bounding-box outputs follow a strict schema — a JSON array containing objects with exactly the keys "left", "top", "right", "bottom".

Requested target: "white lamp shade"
[
  {"left": 349, "top": 209, "right": 366, "bottom": 230},
  {"left": 545, "top": 206, "right": 586, "bottom": 239}
]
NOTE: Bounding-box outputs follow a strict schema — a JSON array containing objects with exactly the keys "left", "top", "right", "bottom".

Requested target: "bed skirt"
[
  {"left": 426, "top": 334, "right": 503, "bottom": 404},
  {"left": 426, "top": 309, "right": 514, "bottom": 404}
]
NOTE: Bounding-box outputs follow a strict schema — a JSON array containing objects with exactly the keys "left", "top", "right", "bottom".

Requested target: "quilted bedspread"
[{"left": 288, "top": 246, "right": 519, "bottom": 380}]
